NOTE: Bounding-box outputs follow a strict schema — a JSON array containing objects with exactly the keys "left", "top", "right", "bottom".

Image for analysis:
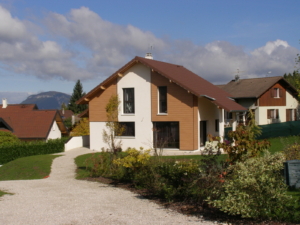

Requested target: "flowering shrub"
[
  {"left": 283, "top": 143, "right": 300, "bottom": 160},
  {"left": 113, "top": 147, "right": 151, "bottom": 170},
  {"left": 208, "top": 151, "right": 298, "bottom": 221}
]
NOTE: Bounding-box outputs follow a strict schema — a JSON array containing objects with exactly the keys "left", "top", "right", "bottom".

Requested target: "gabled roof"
[
  {"left": 218, "top": 76, "right": 298, "bottom": 98},
  {"left": 59, "top": 109, "right": 74, "bottom": 120},
  {"left": 77, "top": 56, "right": 246, "bottom": 112},
  {"left": 0, "top": 104, "right": 67, "bottom": 139},
  {"left": 0, "top": 117, "right": 13, "bottom": 132}
]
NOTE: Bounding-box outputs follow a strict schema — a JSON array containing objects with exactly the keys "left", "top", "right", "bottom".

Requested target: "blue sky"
[{"left": 1, "top": 0, "right": 300, "bottom": 103}]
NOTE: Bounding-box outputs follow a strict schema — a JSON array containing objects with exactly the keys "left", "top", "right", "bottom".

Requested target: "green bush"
[
  {"left": 0, "top": 138, "right": 67, "bottom": 164},
  {"left": 133, "top": 155, "right": 224, "bottom": 203},
  {"left": 0, "top": 131, "right": 20, "bottom": 145},
  {"left": 283, "top": 143, "right": 300, "bottom": 160},
  {"left": 86, "top": 152, "right": 127, "bottom": 179},
  {"left": 208, "top": 151, "right": 298, "bottom": 221}
]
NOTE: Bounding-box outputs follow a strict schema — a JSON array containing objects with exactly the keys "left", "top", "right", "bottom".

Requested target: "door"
[{"left": 200, "top": 121, "right": 207, "bottom": 146}]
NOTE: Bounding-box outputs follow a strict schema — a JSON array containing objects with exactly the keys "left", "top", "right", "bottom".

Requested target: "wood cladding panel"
[
  {"left": 89, "top": 80, "right": 117, "bottom": 122},
  {"left": 151, "top": 72, "right": 198, "bottom": 150},
  {"left": 259, "top": 83, "right": 286, "bottom": 106}
]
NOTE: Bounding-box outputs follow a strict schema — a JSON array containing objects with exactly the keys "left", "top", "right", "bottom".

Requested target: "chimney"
[
  {"left": 145, "top": 53, "right": 153, "bottom": 60},
  {"left": 2, "top": 98, "right": 7, "bottom": 108},
  {"left": 234, "top": 74, "right": 240, "bottom": 82},
  {"left": 72, "top": 115, "right": 75, "bottom": 125}
]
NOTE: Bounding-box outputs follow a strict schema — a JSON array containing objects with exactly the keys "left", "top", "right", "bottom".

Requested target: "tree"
[
  {"left": 102, "top": 95, "right": 125, "bottom": 152},
  {"left": 0, "top": 131, "right": 20, "bottom": 145},
  {"left": 68, "top": 80, "right": 88, "bottom": 114},
  {"left": 70, "top": 118, "right": 89, "bottom": 136},
  {"left": 220, "top": 110, "right": 270, "bottom": 163}
]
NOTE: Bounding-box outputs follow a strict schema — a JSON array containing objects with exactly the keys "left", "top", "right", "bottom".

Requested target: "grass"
[
  {"left": 0, "top": 154, "right": 61, "bottom": 181},
  {"left": 0, "top": 190, "right": 13, "bottom": 197},
  {"left": 268, "top": 135, "right": 300, "bottom": 154},
  {"left": 75, "top": 153, "right": 102, "bottom": 179}
]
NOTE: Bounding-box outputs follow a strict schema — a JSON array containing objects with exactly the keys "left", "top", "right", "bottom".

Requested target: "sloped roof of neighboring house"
[
  {"left": 217, "top": 76, "right": 298, "bottom": 98},
  {"left": 59, "top": 109, "right": 74, "bottom": 120},
  {"left": 77, "top": 56, "right": 246, "bottom": 112},
  {"left": 0, "top": 104, "right": 67, "bottom": 139}
]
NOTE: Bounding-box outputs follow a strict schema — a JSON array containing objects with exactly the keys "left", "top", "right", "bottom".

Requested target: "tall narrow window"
[
  {"left": 159, "top": 86, "right": 167, "bottom": 113},
  {"left": 123, "top": 88, "right": 134, "bottom": 114},
  {"left": 215, "top": 119, "right": 219, "bottom": 132}
]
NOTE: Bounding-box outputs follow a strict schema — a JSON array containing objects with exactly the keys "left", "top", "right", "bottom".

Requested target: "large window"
[
  {"left": 123, "top": 88, "right": 134, "bottom": 114},
  {"left": 153, "top": 122, "right": 179, "bottom": 148},
  {"left": 158, "top": 86, "right": 167, "bottom": 113},
  {"left": 118, "top": 122, "right": 135, "bottom": 136}
]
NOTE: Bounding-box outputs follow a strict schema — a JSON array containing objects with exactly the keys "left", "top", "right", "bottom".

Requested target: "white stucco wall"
[
  {"left": 65, "top": 135, "right": 90, "bottom": 151},
  {"left": 46, "top": 121, "right": 61, "bottom": 140},
  {"left": 198, "top": 97, "right": 220, "bottom": 145},
  {"left": 90, "top": 122, "right": 106, "bottom": 151},
  {"left": 117, "top": 63, "right": 153, "bottom": 150}
]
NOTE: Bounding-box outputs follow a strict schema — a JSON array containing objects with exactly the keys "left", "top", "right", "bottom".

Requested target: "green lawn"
[
  {"left": 0, "top": 154, "right": 61, "bottom": 181},
  {"left": 268, "top": 135, "right": 300, "bottom": 154},
  {"left": 75, "top": 153, "right": 103, "bottom": 179}
]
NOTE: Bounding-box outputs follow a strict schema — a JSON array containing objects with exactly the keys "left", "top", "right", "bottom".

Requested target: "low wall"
[{"left": 64, "top": 135, "right": 90, "bottom": 151}]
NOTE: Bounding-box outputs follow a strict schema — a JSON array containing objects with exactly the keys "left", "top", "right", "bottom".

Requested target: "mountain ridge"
[{"left": 21, "top": 91, "right": 71, "bottom": 110}]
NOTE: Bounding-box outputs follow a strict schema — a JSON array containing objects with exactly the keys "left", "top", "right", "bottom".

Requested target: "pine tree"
[{"left": 68, "top": 80, "right": 88, "bottom": 114}]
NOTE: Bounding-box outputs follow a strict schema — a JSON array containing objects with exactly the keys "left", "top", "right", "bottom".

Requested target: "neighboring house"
[
  {"left": 77, "top": 55, "right": 246, "bottom": 151},
  {"left": 218, "top": 76, "right": 299, "bottom": 125},
  {"left": 59, "top": 109, "right": 74, "bottom": 121},
  {"left": 0, "top": 99, "right": 67, "bottom": 141}
]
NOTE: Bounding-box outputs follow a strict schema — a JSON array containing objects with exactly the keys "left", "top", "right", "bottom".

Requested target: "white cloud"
[
  {"left": 0, "top": 5, "right": 93, "bottom": 81},
  {"left": 0, "top": 5, "right": 299, "bottom": 87},
  {"left": 252, "top": 39, "right": 289, "bottom": 55},
  {"left": 0, "top": 6, "right": 27, "bottom": 43}
]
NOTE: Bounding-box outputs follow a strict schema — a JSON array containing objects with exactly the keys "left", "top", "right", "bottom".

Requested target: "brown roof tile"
[
  {"left": 0, "top": 104, "right": 67, "bottom": 139},
  {"left": 218, "top": 76, "right": 298, "bottom": 98},
  {"left": 77, "top": 56, "right": 246, "bottom": 112}
]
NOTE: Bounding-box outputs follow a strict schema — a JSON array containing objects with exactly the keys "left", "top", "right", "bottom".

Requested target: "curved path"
[{"left": 0, "top": 148, "right": 215, "bottom": 225}]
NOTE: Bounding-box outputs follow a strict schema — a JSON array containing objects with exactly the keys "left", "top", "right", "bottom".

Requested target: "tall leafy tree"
[{"left": 68, "top": 80, "right": 88, "bottom": 114}]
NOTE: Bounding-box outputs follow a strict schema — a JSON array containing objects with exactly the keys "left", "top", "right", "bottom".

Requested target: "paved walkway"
[{"left": 0, "top": 148, "right": 215, "bottom": 225}]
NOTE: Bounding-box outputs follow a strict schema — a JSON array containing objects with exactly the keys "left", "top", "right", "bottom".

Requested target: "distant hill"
[{"left": 21, "top": 91, "right": 71, "bottom": 110}]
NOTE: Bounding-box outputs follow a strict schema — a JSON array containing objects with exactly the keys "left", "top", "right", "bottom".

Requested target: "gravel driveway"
[{"left": 0, "top": 148, "right": 216, "bottom": 225}]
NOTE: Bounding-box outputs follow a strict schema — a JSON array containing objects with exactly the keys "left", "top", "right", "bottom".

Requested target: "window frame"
[
  {"left": 117, "top": 122, "right": 135, "bottom": 137},
  {"left": 123, "top": 88, "right": 135, "bottom": 114},
  {"left": 215, "top": 119, "right": 219, "bottom": 132},
  {"left": 267, "top": 109, "right": 279, "bottom": 119},
  {"left": 158, "top": 86, "right": 167, "bottom": 114},
  {"left": 271, "top": 88, "right": 282, "bottom": 98}
]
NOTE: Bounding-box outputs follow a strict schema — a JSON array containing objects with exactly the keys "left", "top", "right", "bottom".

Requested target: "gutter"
[{"left": 200, "top": 95, "right": 216, "bottom": 101}]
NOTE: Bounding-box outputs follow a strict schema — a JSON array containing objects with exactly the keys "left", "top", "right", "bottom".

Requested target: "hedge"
[{"left": 0, "top": 138, "right": 67, "bottom": 164}]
